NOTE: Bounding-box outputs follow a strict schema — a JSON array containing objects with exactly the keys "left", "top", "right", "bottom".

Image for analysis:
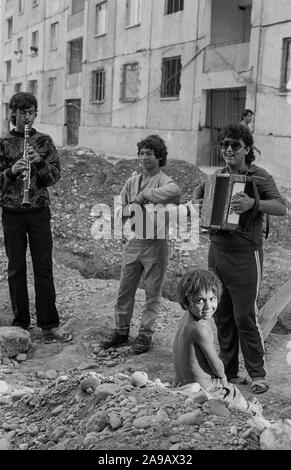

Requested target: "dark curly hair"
[
  {"left": 241, "top": 109, "right": 254, "bottom": 120},
  {"left": 9, "top": 92, "right": 38, "bottom": 126},
  {"left": 218, "top": 123, "right": 255, "bottom": 165},
  {"left": 137, "top": 134, "right": 168, "bottom": 167},
  {"left": 178, "top": 269, "right": 222, "bottom": 311}
]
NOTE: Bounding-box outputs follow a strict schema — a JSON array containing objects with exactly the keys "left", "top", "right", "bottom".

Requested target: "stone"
[
  {"left": 94, "top": 383, "right": 121, "bottom": 403},
  {"left": 86, "top": 412, "right": 108, "bottom": 433},
  {"left": 81, "top": 376, "right": 101, "bottom": 392},
  {"left": 83, "top": 432, "right": 100, "bottom": 448},
  {"left": 16, "top": 353, "right": 27, "bottom": 362},
  {"left": 45, "top": 369, "right": 58, "bottom": 380},
  {"left": 109, "top": 413, "right": 122, "bottom": 430},
  {"left": 0, "top": 327, "right": 31, "bottom": 359},
  {"left": 132, "top": 410, "right": 168, "bottom": 429},
  {"left": 0, "top": 438, "right": 10, "bottom": 450},
  {"left": 11, "top": 386, "right": 34, "bottom": 401},
  {"left": 202, "top": 399, "right": 231, "bottom": 418},
  {"left": 260, "top": 420, "right": 291, "bottom": 450},
  {"left": 279, "top": 405, "right": 291, "bottom": 420},
  {"left": 130, "top": 371, "right": 148, "bottom": 387},
  {"left": 177, "top": 410, "right": 204, "bottom": 426},
  {"left": 51, "top": 405, "right": 63, "bottom": 416},
  {"left": 0, "top": 380, "right": 9, "bottom": 395}
]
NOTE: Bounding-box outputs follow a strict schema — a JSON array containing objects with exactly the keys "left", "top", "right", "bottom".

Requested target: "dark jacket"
[{"left": 0, "top": 128, "right": 60, "bottom": 211}]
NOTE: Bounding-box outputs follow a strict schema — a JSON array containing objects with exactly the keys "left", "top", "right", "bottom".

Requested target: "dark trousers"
[
  {"left": 208, "top": 242, "right": 266, "bottom": 379},
  {"left": 2, "top": 207, "right": 59, "bottom": 330}
]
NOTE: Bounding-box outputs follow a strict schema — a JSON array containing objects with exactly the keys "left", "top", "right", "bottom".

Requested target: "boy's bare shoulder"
[{"left": 186, "top": 318, "right": 211, "bottom": 340}]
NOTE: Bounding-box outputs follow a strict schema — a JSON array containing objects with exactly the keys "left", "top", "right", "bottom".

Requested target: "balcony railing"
[{"left": 203, "top": 41, "right": 250, "bottom": 73}]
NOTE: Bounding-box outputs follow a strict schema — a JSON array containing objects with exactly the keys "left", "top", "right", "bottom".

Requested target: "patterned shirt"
[{"left": 0, "top": 128, "right": 60, "bottom": 211}]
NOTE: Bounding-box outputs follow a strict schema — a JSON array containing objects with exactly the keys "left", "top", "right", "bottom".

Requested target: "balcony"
[{"left": 203, "top": 41, "right": 250, "bottom": 73}]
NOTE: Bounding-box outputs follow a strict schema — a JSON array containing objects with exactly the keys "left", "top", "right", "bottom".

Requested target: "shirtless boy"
[{"left": 173, "top": 269, "right": 262, "bottom": 414}]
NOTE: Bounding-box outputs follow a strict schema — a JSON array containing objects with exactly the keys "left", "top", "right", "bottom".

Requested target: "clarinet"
[{"left": 21, "top": 123, "right": 31, "bottom": 207}]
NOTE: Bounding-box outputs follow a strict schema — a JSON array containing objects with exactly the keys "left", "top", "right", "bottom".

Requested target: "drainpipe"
[
  {"left": 253, "top": 0, "right": 264, "bottom": 131},
  {"left": 41, "top": 0, "right": 47, "bottom": 125},
  {"left": 145, "top": 0, "right": 154, "bottom": 130},
  {"left": 111, "top": 0, "right": 118, "bottom": 127}
]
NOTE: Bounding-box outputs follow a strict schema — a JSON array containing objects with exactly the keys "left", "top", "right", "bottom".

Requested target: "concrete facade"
[{"left": 0, "top": 0, "right": 290, "bottom": 179}]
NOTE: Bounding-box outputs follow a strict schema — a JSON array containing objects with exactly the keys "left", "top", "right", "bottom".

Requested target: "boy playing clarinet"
[{"left": 0, "top": 92, "right": 71, "bottom": 342}]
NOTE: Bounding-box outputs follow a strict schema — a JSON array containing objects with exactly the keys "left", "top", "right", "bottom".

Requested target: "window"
[
  {"left": 18, "top": 0, "right": 24, "bottom": 13},
  {"left": 31, "top": 30, "right": 39, "bottom": 55},
  {"left": 28, "top": 80, "right": 38, "bottom": 96},
  {"left": 50, "top": 22, "right": 58, "bottom": 50},
  {"left": 14, "top": 83, "right": 22, "bottom": 92},
  {"left": 96, "top": 2, "right": 107, "bottom": 36},
  {"left": 6, "top": 61, "right": 12, "bottom": 81},
  {"left": 92, "top": 69, "right": 105, "bottom": 102},
  {"left": 121, "top": 63, "right": 139, "bottom": 102},
  {"left": 68, "top": 38, "right": 83, "bottom": 74},
  {"left": 72, "top": 0, "right": 85, "bottom": 14},
  {"left": 165, "top": 0, "right": 184, "bottom": 15},
  {"left": 161, "top": 56, "right": 182, "bottom": 98},
  {"left": 7, "top": 17, "right": 13, "bottom": 40},
  {"left": 125, "top": 0, "right": 141, "bottom": 27},
  {"left": 15, "top": 36, "right": 23, "bottom": 60},
  {"left": 281, "top": 38, "right": 291, "bottom": 92},
  {"left": 5, "top": 104, "right": 10, "bottom": 120},
  {"left": 48, "top": 77, "right": 57, "bottom": 105}
]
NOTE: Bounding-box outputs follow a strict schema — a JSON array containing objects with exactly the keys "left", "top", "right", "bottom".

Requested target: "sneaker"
[
  {"left": 101, "top": 330, "right": 129, "bottom": 350},
  {"left": 131, "top": 333, "right": 152, "bottom": 354}
]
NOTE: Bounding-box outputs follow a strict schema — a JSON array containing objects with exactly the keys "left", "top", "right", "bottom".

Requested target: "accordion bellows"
[{"left": 201, "top": 173, "right": 246, "bottom": 231}]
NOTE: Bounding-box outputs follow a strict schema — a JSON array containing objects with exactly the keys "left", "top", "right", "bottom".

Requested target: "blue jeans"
[
  {"left": 115, "top": 238, "right": 168, "bottom": 337},
  {"left": 2, "top": 207, "right": 59, "bottom": 330}
]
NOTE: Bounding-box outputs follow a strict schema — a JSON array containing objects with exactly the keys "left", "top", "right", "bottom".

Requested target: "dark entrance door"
[
  {"left": 206, "top": 88, "right": 246, "bottom": 165},
  {"left": 66, "top": 99, "right": 81, "bottom": 145}
]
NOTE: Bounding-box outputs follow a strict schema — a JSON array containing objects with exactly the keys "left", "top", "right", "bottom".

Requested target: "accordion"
[{"left": 201, "top": 173, "right": 246, "bottom": 231}]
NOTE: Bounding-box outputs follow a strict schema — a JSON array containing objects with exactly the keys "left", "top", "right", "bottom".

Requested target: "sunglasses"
[{"left": 220, "top": 140, "right": 245, "bottom": 151}]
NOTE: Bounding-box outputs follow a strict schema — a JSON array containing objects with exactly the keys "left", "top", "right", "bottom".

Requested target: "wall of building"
[
  {"left": 79, "top": 124, "right": 197, "bottom": 161},
  {"left": 0, "top": 0, "right": 290, "bottom": 181}
]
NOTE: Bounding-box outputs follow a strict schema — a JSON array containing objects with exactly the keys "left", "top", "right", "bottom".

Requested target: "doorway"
[
  {"left": 65, "top": 99, "right": 81, "bottom": 145},
  {"left": 205, "top": 88, "right": 246, "bottom": 165}
]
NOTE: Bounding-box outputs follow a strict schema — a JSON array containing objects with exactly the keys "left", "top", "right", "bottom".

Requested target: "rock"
[
  {"left": 86, "top": 412, "right": 108, "bottom": 433},
  {"left": 0, "top": 438, "right": 10, "bottom": 450},
  {"left": 0, "top": 380, "right": 9, "bottom": 395},
  {"left": 0, "top": 327, "right": 31, "bottom": 359},
  {"left": 202, "top": 399, "right": 231, "bottom": 418},
  {"left": 279, "top": 406, "right": 291, "bottom": 420},
  {"left": 11, "top": 386, "right": 34, "bottom": 401},
  {"left": 130, "top": 371, "right": 148, "bottom": 387},
  {"left": 27, "top": 424, "right": 39, "bottom": 436},
  {"left": 16, "top": 353, "right": 27, "bottom": 362},
  {"left": 45, "top": 369, "right": 58, "bottom": 380},
  {"left": 81, "top": 376, "right": 101, "bottom": 392},
  {"left": 109, "top": 413, "right": 122, "bottom": 430},
  {"left": 247, "top": 416, "right": 272, "bottom": 435},
  {"left": 51, "top": 405, "right": 63, "bottom": 416},
  {"left": 177, "top": 410, "right": 204, "bottom": 426},
  {"left": 51, "top": 427, "right": 67, "bottom": 443},
  {"left": 133, "top": 410, "right": 168, "bottom": 429},
  {"left": 94, "top": 383, "right": 121, "bottom": 403},
  {"left": 229, "top": 425, "right": 238, "bottom": 436},
  {"left": 260, "top": 420, "right": 291, "bottom": 450},
  {"left": 83, "top": 432, "right": 100, "bottom": 448}
]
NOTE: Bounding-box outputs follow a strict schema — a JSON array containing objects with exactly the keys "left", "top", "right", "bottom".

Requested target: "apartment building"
[{"left": 0, "top": 0, "right": 291, "bottom": 177}]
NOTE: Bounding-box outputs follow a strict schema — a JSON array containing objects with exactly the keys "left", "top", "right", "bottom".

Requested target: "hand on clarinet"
[
  {"left": 230, "top": 193, "right": 255, "bottom": 214},
  {"left": 26, "top": 146, "right": 42, "bottom": 164}
]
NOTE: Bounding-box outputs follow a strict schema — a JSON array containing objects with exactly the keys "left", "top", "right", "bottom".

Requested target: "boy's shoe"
[
  {"left": 101, "top": 330, "right": 129, "bottom": 350},
  {"left": 131, "top": 334, "right": 152, "bottom": 354}
]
